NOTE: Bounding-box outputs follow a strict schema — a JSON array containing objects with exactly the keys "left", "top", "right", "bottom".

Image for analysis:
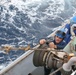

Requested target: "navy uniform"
[
  {"left": 44, "top": 29, "right": 66, "bottom": 75},
  {"left": 63, "top": 16, "right": 76, "bottom": 44}
]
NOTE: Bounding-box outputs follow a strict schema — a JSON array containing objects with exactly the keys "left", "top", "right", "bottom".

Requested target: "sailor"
[
  {"left": 40, "top": 29, "right": 66, "bottom": 49},
  {"left": 39, "top": 29, "right": 66, "bottom": 75},
  {"left": 63, "top": 16, "right": 76, "bottom": 44}
]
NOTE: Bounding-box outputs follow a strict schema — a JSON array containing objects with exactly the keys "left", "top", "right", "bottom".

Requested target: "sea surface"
[{"left": 0, "top": 0, "right": 76, "bottom": 70}]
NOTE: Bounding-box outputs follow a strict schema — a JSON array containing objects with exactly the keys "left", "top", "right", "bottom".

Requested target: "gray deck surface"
[
  {"left": 31, "top": 67, "right": 44, "bottom": 75},
  {"left": 0, "top": 51, "right": 45, "bottom": 75}
]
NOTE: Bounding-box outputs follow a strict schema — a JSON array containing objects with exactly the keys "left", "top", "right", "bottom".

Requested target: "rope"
[
  {"left": 0, "top": 45, "right": 65, "bottom": 52},
  {"left": 49, "top": 66, "right": 62, "bottom": 75}
]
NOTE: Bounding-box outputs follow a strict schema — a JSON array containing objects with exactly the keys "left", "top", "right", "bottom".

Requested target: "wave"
[{"left": 0, "top": 0, "right": 76, "bottom": 69}]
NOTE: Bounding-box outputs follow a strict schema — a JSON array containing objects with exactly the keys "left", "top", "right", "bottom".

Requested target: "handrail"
[{"left": 0, "top": 44, "right": 40, "bottom": 75}]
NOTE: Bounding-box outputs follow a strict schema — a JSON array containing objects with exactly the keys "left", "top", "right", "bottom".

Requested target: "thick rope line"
[{"left": 0, "top": 46, "right": 65, "bottom": 52}]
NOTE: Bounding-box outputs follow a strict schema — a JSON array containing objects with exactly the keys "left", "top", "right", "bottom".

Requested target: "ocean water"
[{"left": 0, "top": 0, "right": 76, "bottom": 70}]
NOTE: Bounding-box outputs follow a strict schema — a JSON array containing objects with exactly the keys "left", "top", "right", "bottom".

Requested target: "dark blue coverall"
[{"left": 44, "top": 39, "right": 66, "bottom": 75}]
